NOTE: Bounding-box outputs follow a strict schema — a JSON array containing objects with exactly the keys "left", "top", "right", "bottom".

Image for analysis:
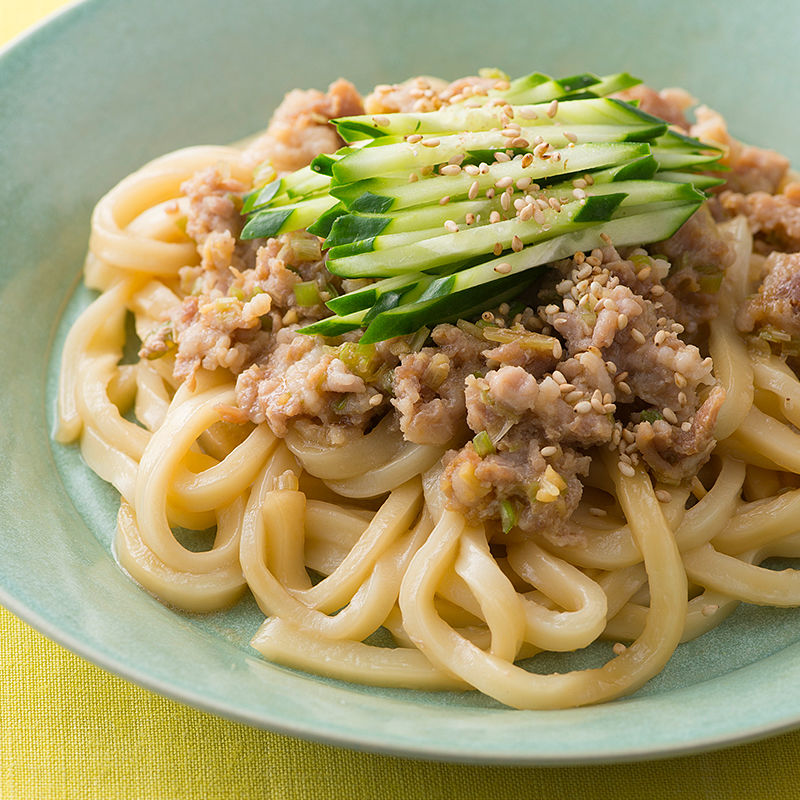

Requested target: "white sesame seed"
[
  {"left": 572, "top": 187, "right": 587, "bottom": 200},
  {"left": 552, "top": 340, "right": 562, "bottom": 359},
  {"left": 468, "top": 180, "right": 480, "bottom": 200},
  {"left": 533, "top": 142, "right": 550, "bottom": 157},
  {"left": 563, "top": 298, "right": 576, "bottom": 312},
  {"left": 678, "top": 391, "right": 687, "bottom": 406},
  {"left": 489, "top": 210, "right": 501, "bottom": 224},
  {"left": 421, "top": 138, "right": 440, "bottom": 147},
  {"left": 662, "top": 407, "right": 678, "bottom": 424},
  {"left": 406, "top": 134, "right": 423, "bottom": 143},
  {"left": 631, "top": 329, "right": 646, "bottom": 345},
  {"left": 565, "top": 390, "right": 583, "bottom": 403},
  {"left": 559, "top": 383, "right": 575, "bottom": 394},
  {"left": 494, "top": 151, "right": 511, "bottom": 162},
  {"left": 440, "top": 164, "right": 462, "bottom": 176},
  {"left": 511, "top": 235, "right": 523, "bottom": 252},
  {"left": 493, "top": 242, "right": 503, "bottom": 256},
  {"left": 650, "top": 285, "right": 665, "bottom": 296},
  {"left": 589, "top": 507, "right": 607, "bottom": 517},
  {"left": 485, "top": 188, "right": 496, "bottom": 199},
  {"left": 479, "top": 162, "right": 490, "bottom": 174},
  {"left": 494, "top": 262, "right": 512, "bottom": 274},
  {"left": 655, "top": 489, "right": 672, "bottom": 503},
  {"left": 681, "top": 421, "right": 692, "bottom": 432},
  {"left": 518, "top": 204, "right": 534, "bottom": 222},
  {"left": 575, "top": 400, "right": 592, "bottom": 414},
  {"left": 439, "top": 196, "right": 450, "bottom": 205},
  {"left": 541, "top": 445, "right": 558, "bottom": 457},
  {"left": 408, "top": 173, "right": 419, "bottom": 183},
  {"left": 464, "top": 164, "right": 479, "bottom": 175},
  {"left": 516, "top": 176, "right": 532, "bottom": 190},
  {"left": 617, "top": 381, "right": 631, "bottom": 395},
  {"left": 701, "top": 604, "right": 719, "bottom": 617},
  {"left": 546, "top": 99, "right": 559, "bottom": 118},
  {"left": 465, "top": 213, "right": 475, "bottom": 225},
  {"left": 612, "top": 642, "right": 627, "bottom": 655},
  {"left": 591, "top": 397, "right": 605, "bottom": 413},
  {"left": 519, "top": 106, "right": 539, "bottom": 119},
  {"left": 533, "top": 209, "right": 546, "bottom": 225},
  {"left": 572, "top": 178, "right": 587, "bottom": 189},
  {"left": 372, "top": 115, "right": 391, "bottom": 126},
  {"left": 548, "top": 197, "right": 562, "bottom": 211},
  {"left": 618, "top": 462, "right": 636, "bottom": 477},
  {"left": 495, "top": 176, "right": 513, "bottom": 189},
  {"left": 654, "top": 330, "right": 668, "bottom": 346},
  {"left": 501, "top": 127, "right": 519, "bottom": 138},
  {"left": 500, "top": 192, "right": 511, "bottom": 211},
  {"left": 444, "top": 220, "right": 458, "bottom": 233}
]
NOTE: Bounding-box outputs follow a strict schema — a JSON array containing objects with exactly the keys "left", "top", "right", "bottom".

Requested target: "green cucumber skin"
[
  {"left": 240, "top": 195, "right": 338, "bottom": 240},
  {"left": 335, "top": 97, "right": 659, "bottom": 141},
  {"left": 332, "top": 142, "right": 650, "bottom": 213}
]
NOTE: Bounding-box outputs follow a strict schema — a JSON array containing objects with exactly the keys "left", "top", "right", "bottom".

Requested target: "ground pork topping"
[
  {"left": 243, "top": 79, "right": 364, "bottom": 173},
  {"left": 719, "top": 186, "right": 800, "bottom": 253},
  {"left": 737, "top": 251, "right": 800, "bottom": 339},
  {"left": 614, "top": 84, "right": 694, "bottom": 130}
]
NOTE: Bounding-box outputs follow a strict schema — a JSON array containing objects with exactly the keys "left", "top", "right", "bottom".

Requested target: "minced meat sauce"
[{"left": 139, "top": 76, "right": 794, "bottom": 541}]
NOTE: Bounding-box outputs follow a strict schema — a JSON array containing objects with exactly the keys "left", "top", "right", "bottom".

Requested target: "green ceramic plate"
[{"left": 2, "top": 0, "right": 800, "bottom": 765}]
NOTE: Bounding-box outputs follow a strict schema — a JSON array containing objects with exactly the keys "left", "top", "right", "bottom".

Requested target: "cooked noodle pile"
[{"left": 56, "top": 76, "right": 800, "bottom": 708}]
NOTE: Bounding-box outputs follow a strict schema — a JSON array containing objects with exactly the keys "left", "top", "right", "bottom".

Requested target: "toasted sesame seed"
[
  {"left": 519, "top": 106, "right": 538, "bottom": 119},
  {"left": 485, "top": 188, "right": 496, "bottom": 199},
  {"left": 573, "top": 178, "right": 587, "bottom": 189},
  {"left": 545, "top": 303, "right": 560, "bottom": 315},
  {"left": 494, "top": 262, "right": 512, "bottom": 275},
  {"left": 591, "top": 397, "right": 605, "bottom": 413},
  {"left": 654, "top": 330, "right": 668, "bottom": 346},
  {"left": 631, "top": 329, "right": 646, "bottom": 345},
  {"left": 541, "top": 445, "right": 558, "bottom": 457},
  {"left": 617, "top": 381, "right": 631, "bottom": 395},
  {"left": 489, "top": 210, "right": 501, "bottom": 224},
  {"left": 662, "top": 407, "right": 678, "bottom": 424},
  {"left": 444, "top": 220, "right": 458, "bottom": 233},
  {"left": 516, "top": 176, "right": 532, "bottom": 190},
  {"left": 548, "top": 197, "right": 562, "bottom": 211},
  {"left": 618, "top": 462, "right": 636, "bottom": 477},
  {"left": 421, "top": 138, "right": 440, "bottom": 147},
  {"left": 511, "top": 137, "right": 530, "bottom": 148},
  {"left": 440, "top": 164, "right": 462, "bottom": 176},
  {"left": 533, "top": 209, "right": 546, "bottom": 225},
  {"left": 465, "top": 213, "right": 475, "bottom": 225},
  {"left": 552, "top": 340, "right": 563, "bottom": 359},
  {"left": 671, "top": 322, "right": 685, "bottom": 334},
  {"left": 511, "top": 235, "right": 523, "bottom": 252},
  {"left": 406, "top": 134, "right": 423, "bottom": 143},
  {"left": 518, "top": 203, "right": 534, "bottom": 222},
  {"left": 479, "top": 162, "right": 490, "bottom": 173},
  {"left": 439, "top": 196, "right": 451, "bottom": 206},
  {"left": 533, "top": 142, "right": 550, "bottom": 157},
  {"left": 563, "top": 131, "right": 577, "bottom": 143},
  {"left": 546, "top": 99, "right": 559, "bottom": 118},
  {"left": 464, "top": 164, "right": 479, "bottom": 175},
  {"left": 600, "top": 232, "right": 612, "bottom": 244},
  {"left": 493, "top": 242, "right": 503, "bottom": 256},
  {"left": 408, "top": 173, "right": 419, "bottom": 183},
  {"left": 575, "top": 400, "right": 592, "bottom": 415},
  {"left": 521, "top": 153, "right": 534, "bottom": 168},
  {"left": 468, "top": 180, "right": 480, "bottom": 200},
  {"left": 612, "top": 642, "right": 627, "bottom": 655},
  {"left": 650, "top": 285, "right": 665, "bottom": 296},
  {"left": 563, "top": 297, "right": 576, "bottom": 312},
  {"left": 559, "top": 383, "right": 576, "bottom": 394},
  {"left": 481, "top": 311, "right": 494, "bottom": 322},
  {"left": 565, "top": 390, "right": 583, "bottom": 403},
  {"left": 501, "top": 127, "right": 519, "bottom": 138},
  {"left": 494, "top": 151, "right": 511, "bottom": 162}
]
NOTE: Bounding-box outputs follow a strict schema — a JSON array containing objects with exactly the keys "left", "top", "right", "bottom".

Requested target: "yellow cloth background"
[{"left": 3, "top": 4, "right": 800, "bottom": 799}]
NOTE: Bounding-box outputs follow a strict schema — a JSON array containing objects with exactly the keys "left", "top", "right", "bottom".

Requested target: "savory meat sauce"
[{"left": 140, "top": 76, "right": 795, "bottom": 542}]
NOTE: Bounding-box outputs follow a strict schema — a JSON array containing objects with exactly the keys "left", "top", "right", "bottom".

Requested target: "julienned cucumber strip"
[
  {"left": 326, "top": 271, "right": 430, "bottom": 315},
  {"left": 327, "top": 195, "right": 624, "bottom": 278},
  {"left": 358, "top": 271, "right": 540, "bottom": 343},
  {"left": 331, "top": 124, "right": 666, "bottom": 184},
  {"left": 356, "top": 202, "right": 699, "bottom": 342},
  {"left": 241, "top": 194, "right": 339, "bottom": 239},
  {"left": 326, "top": 181, "right": 701, "bottom": 260},
  {"left": 331, "top": 142, "right": 650, "bottom": 212},
  {"left": 334, "top": 97, "right": 660, "bottom": 140},
  {"left": 324, "top": 157, "right": 661, "bottom": 247}
]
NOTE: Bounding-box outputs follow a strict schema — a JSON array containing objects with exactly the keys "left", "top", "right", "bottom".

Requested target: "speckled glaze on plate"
[{"left": 2, "top": 0, "right": 800, "bottom": 764}]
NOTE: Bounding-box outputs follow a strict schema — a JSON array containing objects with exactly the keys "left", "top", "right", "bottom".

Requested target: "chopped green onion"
[
  {"left": 293, "top": 281, "right": 321, "bottom": 307},
  {"left": 499, "top": 499, "right": 518, "bottom": 534},
  {"left": 640, "top": 409, "right": 664, "bottom": 424},
  {"left": 472, "top": 430, "right": 495, "bottom": 457}
]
